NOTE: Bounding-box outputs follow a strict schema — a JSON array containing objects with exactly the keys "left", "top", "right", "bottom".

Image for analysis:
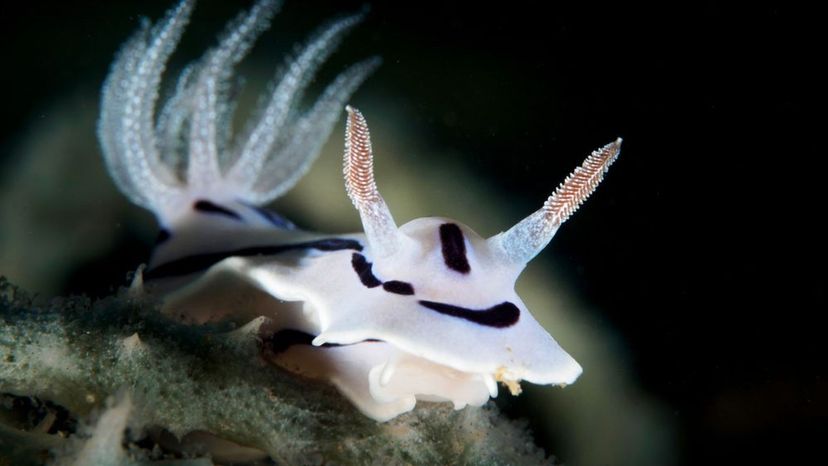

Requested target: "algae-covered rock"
[{"left": 0, "top": 278, "right": 554, "bottom": 465}]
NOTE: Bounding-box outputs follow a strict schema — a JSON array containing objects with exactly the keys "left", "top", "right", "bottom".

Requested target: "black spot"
[
  {"left": 351, "top": 253, "right": 382, "bottom": 288},
  {"left": 144, "top": 238, "right": 363, "bottom": 280},
  {"left": 263, "top": 329, "right": 379, "bottom": 354},
  {"left": 418, "top": 300, "right": 520, "bottom": 328},
  {"left": 154, "top": 229, "right": 171, "bottom": 245},
  {"left": 193, "top": 199, "right": 243, "bottom": 221},
  {"left": 439, "top": 223, "right": 470, "bottom": 274},
  {"left": 383, "top": 280, "right": 415, "bottom": 295}
]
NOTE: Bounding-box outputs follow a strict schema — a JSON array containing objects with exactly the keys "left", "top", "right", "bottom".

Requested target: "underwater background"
[{"left": 0, "top": 0, "right": 822, "bottom": 465}]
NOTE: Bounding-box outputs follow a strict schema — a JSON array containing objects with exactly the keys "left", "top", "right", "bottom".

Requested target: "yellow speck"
[{"left": 495, "top": 367, "right": 523, "bottom": 396}]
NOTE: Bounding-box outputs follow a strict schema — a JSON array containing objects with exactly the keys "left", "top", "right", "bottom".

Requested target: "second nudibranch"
[{"left": 99, "top": 0, "right": 621, "bottom": 421}]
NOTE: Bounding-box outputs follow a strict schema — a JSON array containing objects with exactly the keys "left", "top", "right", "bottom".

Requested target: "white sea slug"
[{"left": 99, "top": 0, "right": 621, "bottom": 421}]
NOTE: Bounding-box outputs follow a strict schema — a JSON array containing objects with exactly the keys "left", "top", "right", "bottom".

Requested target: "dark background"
[{"left": 1, "top": 1, "right": 823, "bottom": 465}]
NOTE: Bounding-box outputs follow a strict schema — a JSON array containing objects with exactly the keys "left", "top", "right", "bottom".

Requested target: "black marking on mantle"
[
  {"left": 247, "top": 204, "right": 294, "bottom": 229},
  {"left": 194, "top": 200, "right": 243, "bottom": 221},
  {"left": 439, "top": 223, "right": 471, "bottom": 274},
  {"left": 351, "top": 253, "right": 416, "bottom": 295},
  {"left": 418, "top": 300, "right": 520, "bottom": 328},
  {"left": 351, "top": 253, "right": 382, "bottom": 288},
  {"left": 383, "top": 281, "right": 415, "bottom": 295},
  {"left": 144, "top": 238, "right": 362, "bottom": 280},
  {"left": 263, "top": 329, "right": 380, "bottom": 355}
]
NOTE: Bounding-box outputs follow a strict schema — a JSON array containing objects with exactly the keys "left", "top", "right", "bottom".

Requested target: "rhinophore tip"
[
  {"left": 344, "top": 106, "right": 400, "bottom": 258},
  {"left": 490, "top": 138, "right": 622, "bottom": 264}
]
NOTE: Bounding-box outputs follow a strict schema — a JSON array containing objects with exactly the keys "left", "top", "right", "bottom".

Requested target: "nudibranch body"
[{"left": 99, "top": 0, "right": 620, "bottom": 421}]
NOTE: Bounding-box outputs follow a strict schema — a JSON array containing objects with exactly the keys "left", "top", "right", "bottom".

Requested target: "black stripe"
[
  {"left": 263, "top": 329, "right": 379, "bottom": 354},
  {"left": 351, "top": 253, "right": 382, "bottom": 288},
  {"left": 194, "top": 200, "right": 243, "bottom": 221},
  {"left": 439, "top": 223, "right": 470, "bottom": 274},
  {"left": 383, "top": 280, "right": 415, "bottom": 295},
  {"left": 247, "top": 204, "right": 294, "bottom": 229},
  {"left": 418, "top": 300, "right": 520, "bottom": 328},
  {"left": 144, "top": 238, "right": 362, "bottom": 280},
  {"left": 352, "top": 253, "right": 416, "bottom": 294}
]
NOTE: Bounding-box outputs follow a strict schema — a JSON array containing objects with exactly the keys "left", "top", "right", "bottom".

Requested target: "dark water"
[{"left": 1, "top": 1, "right": 823, "bottom": 465}]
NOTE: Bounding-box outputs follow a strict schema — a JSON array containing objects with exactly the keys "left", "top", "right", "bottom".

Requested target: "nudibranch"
[{"left": 99, "top": 0, "right": 621, "bottom": 421}]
